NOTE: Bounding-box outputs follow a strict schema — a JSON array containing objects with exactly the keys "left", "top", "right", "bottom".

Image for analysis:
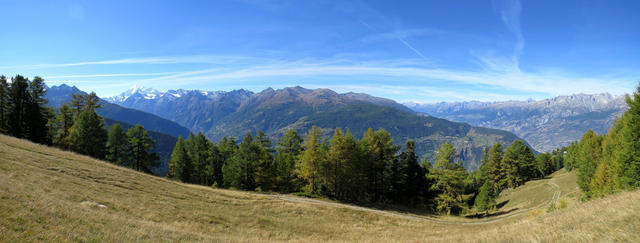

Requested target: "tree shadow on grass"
[
  {"left": 464, "top": 207, "right": 519, "bottom": 219},
  {"left": 496, "top": 200, "right": 509, "bottom": 209}
]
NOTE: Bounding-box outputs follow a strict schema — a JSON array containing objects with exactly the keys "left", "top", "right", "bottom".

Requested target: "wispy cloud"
[
  {"left": 7, "top": 52, "right": 636, "bottom": 102},
  {"left": 0, "top": 55, "right": 270, "bottom": 71},
  {"left": 45, "top": 71, "right": 180, "bottom": 79},
  {"left": 498, "top": 0, "right": 524, "bottom": 58},
  {"left": 104, "top": 58, "right": 633, "bottom": 98},
  {"left": 473, "top": 0, "right": 524, "bottom": 73}
]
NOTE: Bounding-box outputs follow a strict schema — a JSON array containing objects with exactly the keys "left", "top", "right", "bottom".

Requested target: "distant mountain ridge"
[
  {"left": 404, "top": 93, "right": 628, "bottom": 152},
  {"left": 105, "top": 85, "right": 417, "bottom": 134},
  {"left": 106, "top": 86, "right": 254, "bottom": 133},
  {"left": 46, "top": 84, "right": 192, "bottom": 176},
  {"left": 106, "top": 85, "right": 525, "bottom": 170},
  {"left": 47, "top": 84, "right": 191, "bottom": 139}
]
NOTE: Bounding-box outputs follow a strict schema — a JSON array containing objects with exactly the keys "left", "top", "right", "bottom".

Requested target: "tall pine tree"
[
  {"left": 52, "top": 104, "right": 74, "bottom": 149},
  {"left": 168, "top": 137, "right": 192, "bottom": 182},
  {"left": 616, "top": 83, "right": 640, "bottom": 188},
  {"left": 223, "top": 133, "right": 259, "bottom": 190},
  {"left": 576, "top": 130, "right": 602, "bottom": 195},
  {"left": 26, "top": 76, "right": 50, "bottom": 144},
  {"left": 0, "top": 75, "right": 9, "bottom": 133},
  {"left": 400, "top": 141, "right": 428, "bottom": 206},
  {"left": 298, "top": 126, "right": 325, "bottom": 194},
  {"left": 274, "top": 129, "right": 303, "bottom": 192},
  {"left": 8, "top": 75, "right": 30, "bottom": 138},
  {"left": 125, "top": 124, "right": 158, "bottom": 173},
  {"left": 70, "top": 110, "right": 107, "bottom": 159},
  {"left": 254, "top": 131, "right": 276, "bottom": 191},
  {"left": 106, "top": 124, "right": 128, "bottom": 164},
  {"left": 428, "top": 142, "right": 470, "bottom": 215}
]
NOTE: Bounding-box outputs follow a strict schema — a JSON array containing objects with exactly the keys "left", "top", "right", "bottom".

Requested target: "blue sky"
[{"left": 0, "top": 0, "right": 638, "bottom": 103}]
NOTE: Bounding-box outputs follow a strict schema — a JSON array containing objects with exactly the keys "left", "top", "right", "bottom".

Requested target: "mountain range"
[
  {"left": 106, "top": 85, "right": 524, "bottom": 170},
  {"left": 404, "top": 93, "right": 628, "bottom": 152},
  {"left": 46, "top": 84, "right": 191, "bottom": 175}
]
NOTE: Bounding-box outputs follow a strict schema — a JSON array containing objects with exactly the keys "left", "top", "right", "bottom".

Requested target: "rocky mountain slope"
[
  {"left": 107, "top": 86, "right": 525, "bottom": 170},
  {"left": 405, "top": 93, "right": 628, "bottom": 152}
]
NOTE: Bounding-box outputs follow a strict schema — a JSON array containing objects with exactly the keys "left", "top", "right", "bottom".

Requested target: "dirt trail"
[{"left": 269, "top": 181, "right": 561, "bottom": 225}]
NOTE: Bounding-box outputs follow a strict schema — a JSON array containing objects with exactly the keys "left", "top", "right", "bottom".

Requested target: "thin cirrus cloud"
[
  {"left": 36, "top": 55, "right": 633, "bottom": 102},
  {"left": 9, "top": 0, "right": 636, "bottom": 102},
  {"left": 0, "top": 55, "right": 271, "bottom": 71}
]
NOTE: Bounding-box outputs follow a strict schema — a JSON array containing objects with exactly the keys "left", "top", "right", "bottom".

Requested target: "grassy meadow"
[{"left": 0, "top": 134, "right": 638, "bottom": 242}]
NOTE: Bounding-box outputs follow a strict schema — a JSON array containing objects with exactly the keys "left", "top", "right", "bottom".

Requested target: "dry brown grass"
[{"left": 0, "top": 134, "right": 637, "bottom": 242}]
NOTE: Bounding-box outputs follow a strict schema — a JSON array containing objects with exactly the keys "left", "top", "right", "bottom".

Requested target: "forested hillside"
[
  {"left": 104, "top": 118, "right": 177, "bottom": 176},
  {"left": 0, "top": 76, "right": 173, "bottom": 176},
  {"left": 563, "top": 84, "right": 640, "bottom": 199},
  {"left": 109, "top": 86, "right": 527, "bottom": 170}
]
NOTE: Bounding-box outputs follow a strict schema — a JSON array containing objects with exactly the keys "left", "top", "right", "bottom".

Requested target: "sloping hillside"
[{"left": 1, "top": 135, "right": 638, "bottom": 242}]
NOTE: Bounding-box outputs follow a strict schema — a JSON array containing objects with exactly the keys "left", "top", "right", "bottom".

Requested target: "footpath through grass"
[{"left": 0, "top": 134, "right": 637, "bottom": 242}]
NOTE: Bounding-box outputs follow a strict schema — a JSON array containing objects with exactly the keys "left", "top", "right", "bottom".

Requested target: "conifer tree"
[
  {"left": 474, "top": 180, "right": 497, "bottom": 213},
  {"left": 0, "top": 75, "right": 9, "bottom": 133},
  {"left": 401, "top": 140, "right": 428, "bottom": 205},
  {"left": 186, "top": 132, "right": 211, "bottom": 184},
  {"left": 69, "top": 93, "right": 86, "bottom": 117},
  {"left": 428, "top": 142, "right": 470, "bottom": 214},
  {"left": 564, "top": 141, "right": 580, "bottom": 171},
  {"left": 616, "top": 83, "right": 640, "bottom": 188},
  {"left": 53, "top": 104, "right": 74, "bottom": 149},
  {"left": 298, "top": 126, "right": 325, "bottom": 194},
  {"left": 219, "top": 136, "right": 238, "bottom": 163},
  {"left": 591, "top": 118, "right": 624, "bottom": 196},
  {"left": 45, "top": 106, "right": 57, "bottom": 142},
  {"left": 206, "top": 143, "right": 224, "bottom": 187},
  {"left": 359, "top": 128, "right": 397, "bottom": 202},
  {"left": 216, "top": 136, "right": 238, "bottom": 186},
  {"left": 106, "top": 124, "right": 128, "bottom": 164},
  {"left": 168, "top": 137, "right": 191, "bottom": 182},
  {"left": 255, "top": 130, "right": 276, "bottom": 191},
  {"left": 223, "top": 133, "right": 259, "bottom": 190},
  {"left": 274, "top": 129, "right": 303, "bottom": 192},
  {"left": 26, "top": 76, "right": 50, "bottom": 144},
  {"left": 535, "top": 152, "right": 553, "bottom": 177},
  {"left": 501, "top": 140, "right": 536, "bottom": 188},
  {"left": 125, "top": 124, "right": 158, "bottom": 173},
  {"left": 325, "top": 128, "right": 362, "bottom": 200},
  {"left": 84, "top": 92, "right": 102, "bottom": 111},
  {"left": 70, "top": 110, "right": 107, "bottom": 159},
  {"left": 8, "top": 75, "right": 30, "bottom": 138},
  {"left": 576, "top": 129, "right": 602, "bottom": 194},
  {"left": 325, "top": 128, "right": 347, "bottom": 199}
]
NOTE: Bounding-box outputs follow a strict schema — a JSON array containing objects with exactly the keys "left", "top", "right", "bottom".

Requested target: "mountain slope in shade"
[
  {"left": 108, "top": 85, "right": 526, "bottom": 170},
  {"left": 404, "top": 93, "right": 628, "bottom": 152},
  {"left": 104, "top": 118, "right": 177, "bottom": 176},
  {"left": 46, "top": 84, "right": 189, "bottom": 176},
  {"left": 107, "top": 86, "right": 254, "bottom": 133},
  {"left": 46, "top": 84, "right": 191, "bottom": 139}
]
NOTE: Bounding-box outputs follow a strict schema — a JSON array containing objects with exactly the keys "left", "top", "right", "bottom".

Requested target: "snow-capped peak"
[{"left": 106, "top": 85, "right": 161, "bottom": 103}]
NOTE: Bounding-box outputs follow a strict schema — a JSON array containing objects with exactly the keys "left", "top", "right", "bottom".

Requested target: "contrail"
[{"left": 395, "top": 36, "right": 429, "bottom": 61}]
